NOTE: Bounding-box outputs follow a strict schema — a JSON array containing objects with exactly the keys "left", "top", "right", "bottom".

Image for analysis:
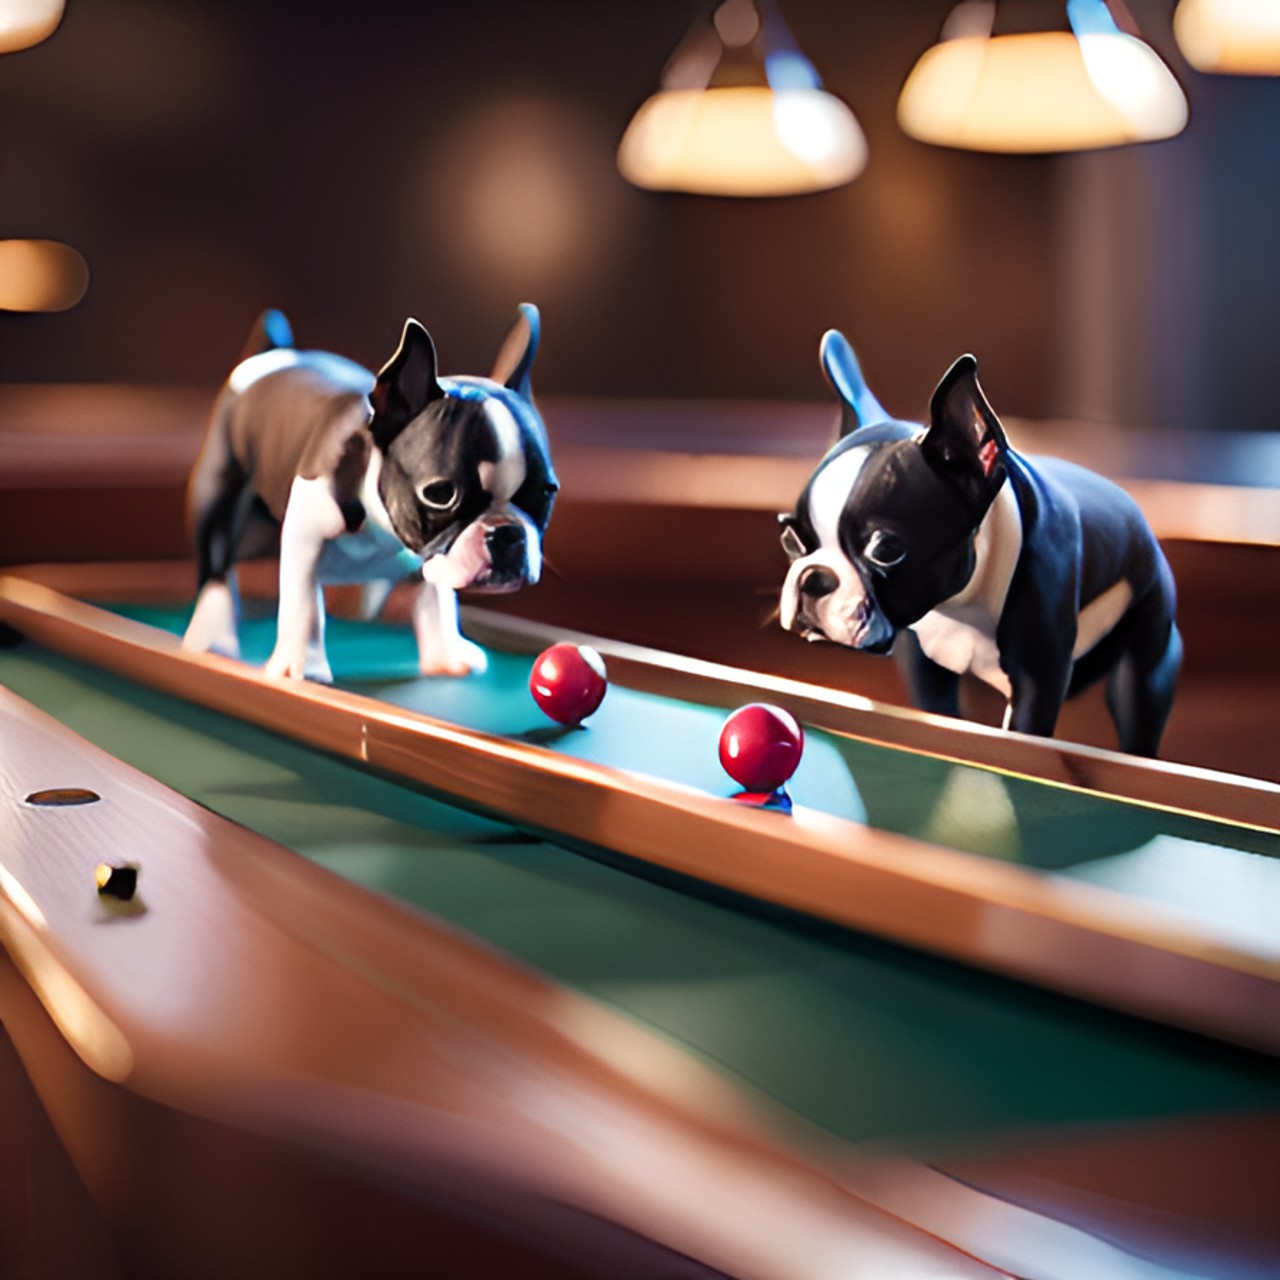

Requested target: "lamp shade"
[
  {"left": 0, "top": 240, "right": 89, "bottom": 312},
  {"left": 619, "top": 84, "right": 865, "bottom": 196},
  {"left": 898, "top": 0, "right": 1188, "bottom": 153},
  {"left": 0, "top": 0, "right": 64, "bottom": 53},
  {"left": 1174, "top": 0, "right": 1280, "bottom": 75},
  {"left": 618, "top": 0, "right": 866, "bottom": 196}
]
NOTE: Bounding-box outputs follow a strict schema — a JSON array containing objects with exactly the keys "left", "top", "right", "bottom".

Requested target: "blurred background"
[
  {"left": 1, "top": 0, "right": 1278, "bottom": 776},
  {"left": 1, "top": 0, "right": 1277, "bottom": 429}
]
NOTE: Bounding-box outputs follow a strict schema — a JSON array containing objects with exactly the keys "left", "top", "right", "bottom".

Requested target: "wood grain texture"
[{"left": 1, "top": 686, "right": 1015, "bottom": 1279}]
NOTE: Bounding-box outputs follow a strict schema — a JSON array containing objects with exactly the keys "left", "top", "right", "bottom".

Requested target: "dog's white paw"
[
  {"left": 418, "top": 636, "right": 488, "bottom": 677},
  {"left": 411, "top": 579, "right": 486, "bottom": 677},
  {"left": 264, "top": 647, "right": 333, "bottom": 683},
  {"left": 183, "top": 581, "right": 240, "bottom": 659}
]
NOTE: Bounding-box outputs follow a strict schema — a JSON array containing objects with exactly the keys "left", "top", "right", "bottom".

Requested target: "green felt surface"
[
  {"left": 3, "top": 636, "right": 1278, "bottom": 1154},
  {"left": 118, "top": 603, "right": 1280, "bottom": 957}
]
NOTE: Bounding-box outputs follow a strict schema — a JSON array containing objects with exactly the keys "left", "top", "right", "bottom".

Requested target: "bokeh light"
[
  {"left": 0, "top": 0, "right": 64, "bottom": 53},
  {"left": 1175, "top": 0, "right": 1280, "bottom": 75},
  {"left": 425, "top": 97, "right": 626, "bottom": 302},
  {"left": 620, "top": 86, "right": 866, "bottom": 196},
  {"left": 898, "top": 29, "right": 1187, "bottom": 153},
  {"left": 0, "top": 238, "right": 89, "bottom": 311}
]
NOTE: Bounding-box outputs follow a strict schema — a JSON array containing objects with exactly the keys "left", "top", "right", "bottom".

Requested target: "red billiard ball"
[
  {"left": 530, "top": 643, "right": 608, "bottom": 725},
  {"left": 718, "top": 703, "right": 804, "bottom": 793}
]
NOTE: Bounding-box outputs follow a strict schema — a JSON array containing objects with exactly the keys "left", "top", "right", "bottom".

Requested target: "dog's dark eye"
[
  {"left": 865, "top": 529, "right": 906, "bottom": 570},
  {"left": 418, "top": 480, "right": 457, "bottom": 510}
]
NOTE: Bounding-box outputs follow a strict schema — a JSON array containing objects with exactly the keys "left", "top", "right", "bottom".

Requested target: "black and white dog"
[
  {"left": 183, "top": 305, "right": 556, "bottom": 681},
  {"left": 780, "top": 331, "right": 1181, "bottom": 755}
]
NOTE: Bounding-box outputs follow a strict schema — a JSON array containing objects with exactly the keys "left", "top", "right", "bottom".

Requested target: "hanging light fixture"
[
  {"left": 0, "top": 0, "right": 65, "bottom": 53},
  {"left": 897, "top": 0, "right": 1188, "bottom": 153},
  {"left": 618, "top": 0, "right": 866, "bottom": 197},
  {"left": 1174, "top": 0, "right": 1280, "bottom": 76},
  {"left": 0, "top": 239, "right": 89, "bottom": 312}
]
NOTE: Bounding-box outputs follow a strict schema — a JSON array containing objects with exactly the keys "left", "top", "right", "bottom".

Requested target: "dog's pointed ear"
[
  {"left": 923, "top": 355, "right": 1008, "bottom": 501},
  {"left": 370, "top": 320, "right": 443, "bottom": 446},
  {"left": 490, "top": 303, "right": 540, "bottom": 399},
  {"left": 820, "top": 329, "right": 889, "bottom": 436}
]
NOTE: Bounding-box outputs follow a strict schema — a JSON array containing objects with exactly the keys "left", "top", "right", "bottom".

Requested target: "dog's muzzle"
[
  {"left": 423, "top": 507, "right": 541, "bottom": 592},
  {"left": 475, "top": 513, "right": 541, "bottom": 591},
  {"left": 780, "top": 552, "right": 892, "bottom": 651}
]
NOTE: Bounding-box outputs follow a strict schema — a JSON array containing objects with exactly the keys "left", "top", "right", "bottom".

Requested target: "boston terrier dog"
[
  {"left": 779, "top": 331, "right": 1181, "bottom": 755},
  {"left": 183, "top": 304, "right": 556, "bottom": 681}
]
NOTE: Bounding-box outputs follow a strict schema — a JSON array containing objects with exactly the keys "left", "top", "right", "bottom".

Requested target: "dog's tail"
[
  {"left": 820, "top": 329, "right": 889, "bottom": 435},
  {"left": 238, "top": 308, "right": 294, "bottom": 363}
]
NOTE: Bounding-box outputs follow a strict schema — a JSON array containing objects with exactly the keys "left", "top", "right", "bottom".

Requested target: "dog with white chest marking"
[
  {"left": 779, "top": 331, "right": 1181, "bottom": 755},
  {"left": 183, "top": 304, "right": 556, "bottom": 681}
]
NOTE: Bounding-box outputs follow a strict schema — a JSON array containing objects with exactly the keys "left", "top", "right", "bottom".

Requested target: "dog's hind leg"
[
  {"left": 1107, "top": 621, "right": 1181, "bottom": 756},
  {"left": 184, "top": 397, "right": 252, "bottom": 658},
  {"left": 1105, "top": 567, "right": 1182, "bottom": 757}
]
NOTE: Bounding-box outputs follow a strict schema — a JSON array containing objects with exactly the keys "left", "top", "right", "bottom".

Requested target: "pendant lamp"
[
  {"left": 1174, "top": 0, "right": 1280, "bottom": 75},
  {"left": 0, "top": 240, "right": 89, "bottom": 312},
  {"left": 0, "top": 0, "right": 64, "bottom": 52},
  {"left": 897, "top": 0, "right": 1188, "bottom": 153},
  {"left": 618, "top": 0, "right": 866, "bottom": 196}
]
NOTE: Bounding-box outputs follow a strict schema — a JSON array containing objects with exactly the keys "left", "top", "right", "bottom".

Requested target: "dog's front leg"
[
  {"left": 412, "top": 577, "right": 488, "bottom": 676},
  {"left": 184, "top": 576, "right": 241, "bottom": 659},
  {"left": 1004, "top": 658, "right": 1073, "bottom": 738},
  {"left": 265, "top": 476, "right": 345, "bottom": 682},
  {"left": 897, "top": 632, "right": 963, "bottom": 719}
]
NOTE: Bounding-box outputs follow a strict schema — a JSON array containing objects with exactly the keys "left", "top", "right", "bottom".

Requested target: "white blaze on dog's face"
[
  {"left": 475, "top": 396, "right": 526, "bottom": 510},
  {"left": 780, "top": 444, "right": 897, "bottom": 652}
]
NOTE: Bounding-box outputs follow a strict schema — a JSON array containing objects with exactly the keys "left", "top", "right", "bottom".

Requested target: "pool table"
[{"left": 2, "top": 563, "right": 1278, "bottom": 1279}]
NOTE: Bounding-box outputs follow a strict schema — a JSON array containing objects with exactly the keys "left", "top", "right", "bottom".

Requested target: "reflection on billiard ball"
[
  {"left": 530, "top": 643, "right": 608, "bottom": 725},
  {"left": 719, "top": 704, "right": 804, "bottom": 794}
]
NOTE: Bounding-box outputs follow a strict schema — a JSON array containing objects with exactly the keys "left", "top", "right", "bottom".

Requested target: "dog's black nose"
[
  {"left": 798, "top": 566, "right": 838, "bottom": 600},
  {"left": 486, "top": 523, "right": 524, "bottom": 555}
]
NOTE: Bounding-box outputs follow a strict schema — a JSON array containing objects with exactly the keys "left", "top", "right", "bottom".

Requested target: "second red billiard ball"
[
  {"left": 530, "top": 643, "right": 608, "bottom": 725},
  {"left": 718, "top": 703, "right": 804, "bottom": 794}
]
